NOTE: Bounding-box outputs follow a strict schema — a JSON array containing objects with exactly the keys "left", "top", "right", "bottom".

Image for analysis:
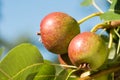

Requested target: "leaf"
[
  {"left": 54, "top": 69, "right": 78, "bottom": 80},
  {"left": 0, "top": 47, "right": 4, "bottom": 57},
  {"left": 109, "top": 0, "right": 120, "bottom": 13},
  {"left": 34, "top": 60, "right": 56, "bottom": 80},
  {"left": 80, "top": 0, "right": 92, "bottom": 6},
  {"left": 100, "top": 0, "right": 120, "bottom": 21},
  {"left": 100, "top": 11, "right": 120, "bottom": 21},
  {"left": 54, "top": 69, "right": 68, "bottom": 80},
  {"left": 0, "top": 43, "right": 44, "bottom": 80}
]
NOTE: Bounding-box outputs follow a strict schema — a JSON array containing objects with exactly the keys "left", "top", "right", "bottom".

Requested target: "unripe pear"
[
  {"left": 68, "top": 32, "right": 108, "bottom": 70},
  {"left": 40, "top": 12, "right": 80, "bottom": 54}
]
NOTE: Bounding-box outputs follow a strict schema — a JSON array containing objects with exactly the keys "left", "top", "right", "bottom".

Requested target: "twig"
[
  {"left": 79, "top": 64, "right": 120, "bottom": 80},
  {"left": 91, "top": 20, "right": 120, "bottom": 32}
]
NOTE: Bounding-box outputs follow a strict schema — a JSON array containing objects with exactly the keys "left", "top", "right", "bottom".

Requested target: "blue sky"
[{"left": 0, "top": 0, "right": 109, "bottom": 61}]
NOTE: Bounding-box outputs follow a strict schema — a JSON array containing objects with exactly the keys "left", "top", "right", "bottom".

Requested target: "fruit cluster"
[
  {"left": 38, "top": 12, "right": 120, "bottom": 79},
  {"left": 38, "top": 12, "right": 108, "bottom": 70}
]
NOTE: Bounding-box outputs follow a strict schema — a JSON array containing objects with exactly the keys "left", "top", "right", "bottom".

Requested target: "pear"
[
  {"left": 68, "top": 32, "right": 108, "bottom": 70},
  {"left": 40, "top": 12, "right": 80, "bottom": 54}
]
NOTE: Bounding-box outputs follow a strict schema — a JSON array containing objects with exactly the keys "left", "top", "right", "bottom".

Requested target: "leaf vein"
[
  {"left": 11, "top": 63, "right": 43, "bottom": 79},
  {"left": 0, "top": 68, "right": 11, "bottom": 79}
]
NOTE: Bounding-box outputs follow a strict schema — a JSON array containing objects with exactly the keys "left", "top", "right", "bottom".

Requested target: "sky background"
[{"left": 0, "top": 0, "right": 109, "bottom": 62}]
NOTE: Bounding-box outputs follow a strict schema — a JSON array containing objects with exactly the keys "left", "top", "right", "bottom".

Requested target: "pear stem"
[
  {"left": 90, "top": 23, "right": 109, "bottom": 32},
  {"left": 108, "top": 29, "right": 113, "bottom": 49},
  {"left": 77, "top": 12, "right": 102, "bottom": 25}
]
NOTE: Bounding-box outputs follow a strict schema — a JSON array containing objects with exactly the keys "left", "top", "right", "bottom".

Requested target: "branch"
[
  {"left": 79, "top": 64, "right": 120, "bottom": 80},
  {"left": 91, "top": 20, "right": 120, "bottom": 32}
]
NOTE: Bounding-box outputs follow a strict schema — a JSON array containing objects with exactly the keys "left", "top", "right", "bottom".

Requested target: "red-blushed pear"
[
  {"left": 40, "top": 12, "right": 80, "bottom": 54},
  {"left": 68, "top": 32, "right": 108, "bottom": 70}
]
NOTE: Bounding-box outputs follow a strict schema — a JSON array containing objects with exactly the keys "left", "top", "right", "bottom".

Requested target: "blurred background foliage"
[{"left": 0, "top": 0, "right": 110, "bottom": 62}]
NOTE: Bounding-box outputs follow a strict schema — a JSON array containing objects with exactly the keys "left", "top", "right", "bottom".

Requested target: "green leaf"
[
  {"left": 54, "top": 69, "right": 68, "bottom": 80},
  {"left": 109, "top": 0, "right": 120, "bottom": 12},
  {"left": 100, "top": 11, "right": 120, "bottom": 21},
  {"left": 55, "top": 69, "right": 78, "bottom": 80},
  {"left": 80, "top": 0, "right": 92, "bottom": 6},
  {"left": 100, "top": 0, "right": 120, "bottom": 21},
  {"left": 34, "top": 60, "right": 56, "bottom": 80},
  {"left": 0, "top": 43, "right": 44, "bottom": 80},
  {"left": 0, "top": 47, "right": 4, "bottom": 57}
]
